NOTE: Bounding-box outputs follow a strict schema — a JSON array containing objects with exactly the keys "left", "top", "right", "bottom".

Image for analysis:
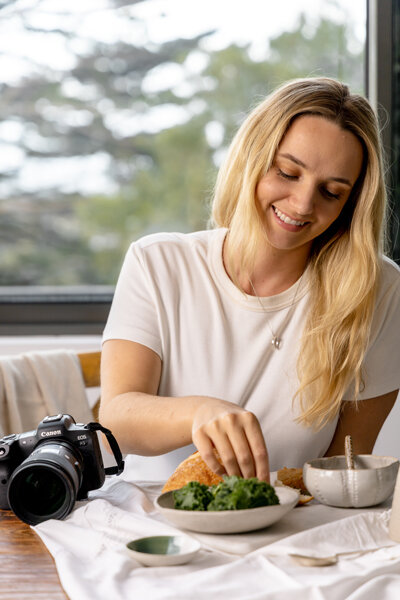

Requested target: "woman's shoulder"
[
  {"left": 129, "top": 228, "right": 226, "bottom": 259},
  {"left": 374, "top": 255, "right": 400, "bottom": 311},
  {"left": 380, "top": 255, "right": 400, "bottom": 286},
  {"left": 122, "top": 228, "right": 227, "bottom": 287}
]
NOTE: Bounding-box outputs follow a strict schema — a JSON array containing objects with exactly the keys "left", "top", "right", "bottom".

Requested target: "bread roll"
[
  {"left": 162, "top": 451, "right": 223, "bottom": 493},
  {"left": 275, "top": 467, "right": 313, "bottom": 505},
  {"left": 162, "top": 453, "right": 313, "bottom": 506},
  {"left": 276, "top": 467, "right": 308, "bottom": 493}
]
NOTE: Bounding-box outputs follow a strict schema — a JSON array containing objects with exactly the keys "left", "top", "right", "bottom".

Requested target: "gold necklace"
[{"left": 248, "top": 277, "right": 302, "bottom": 350}]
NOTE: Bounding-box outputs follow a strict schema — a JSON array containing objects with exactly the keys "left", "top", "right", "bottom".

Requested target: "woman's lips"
[{"left": 272, "top": 205, "right": 309, "bottom": 231}]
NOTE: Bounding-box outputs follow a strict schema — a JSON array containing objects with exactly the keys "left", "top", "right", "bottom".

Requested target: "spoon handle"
[
  {"left": 345, "top": 435, "right": 354, "bottom": 469},
  {"left": 289, "top": 544, "right": 395, "bottom": 567}
]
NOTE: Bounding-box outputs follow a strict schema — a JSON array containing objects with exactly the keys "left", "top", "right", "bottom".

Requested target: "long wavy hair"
[{"left": 211, "top": 77, "right": 388, "bottom": 428}]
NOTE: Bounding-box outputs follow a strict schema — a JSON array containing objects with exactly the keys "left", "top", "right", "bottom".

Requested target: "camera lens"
[{"left": 7, "top": 441, "right": 83, "bottom": 525}]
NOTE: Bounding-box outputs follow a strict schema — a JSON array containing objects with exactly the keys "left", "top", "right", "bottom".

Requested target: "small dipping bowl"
[
  {"left": 126, "top": 535, "right": 201, "bottom": 567},
  {"left": 303, "top": 455, "right": 399, "bottom": 508}
]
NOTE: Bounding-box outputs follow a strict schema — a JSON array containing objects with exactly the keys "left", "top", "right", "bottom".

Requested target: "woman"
[{"left": 100, "top": 77, "right": 400, "bottom": 481}]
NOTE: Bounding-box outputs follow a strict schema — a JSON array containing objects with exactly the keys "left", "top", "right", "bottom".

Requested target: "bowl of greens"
[{"left": 155, "top": 476, "right": 299, "bottom": 534}]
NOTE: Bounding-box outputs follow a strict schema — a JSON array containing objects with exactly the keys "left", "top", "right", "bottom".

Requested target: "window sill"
[{"left": 0, "top": 286, "right": 113, "bottom": 335}]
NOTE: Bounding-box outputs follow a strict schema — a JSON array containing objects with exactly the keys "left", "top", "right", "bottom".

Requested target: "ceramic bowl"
[
  {"left": 303, "top": 455, "right": 399, "bottom": 508},
  {"left": 126, "top": 535, "right": 201, "bottom": 567},
  {"left": 155, "top": 486, "right": 299, "bottom": 534}
]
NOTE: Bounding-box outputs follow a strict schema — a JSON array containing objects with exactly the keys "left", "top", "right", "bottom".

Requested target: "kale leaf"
[
  {"left": 173, "top": 481, "right": 214, "bottom": 511},
  {"left": 207, "top": 476, "right": 279, "bottom": 510},
  {"left": 172, "top": 476, "right": 280, "bottom": 511}
]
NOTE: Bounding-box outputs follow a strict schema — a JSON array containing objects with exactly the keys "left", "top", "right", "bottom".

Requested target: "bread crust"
[
  {"left": 161, "top": 451, "right": 223, "bottom": 493},
  {"left": 276, "top": 467, "right": 313, "bottom": 504},
  {"left": 276, "top": 467, "right": 308, "bottom": 494}
]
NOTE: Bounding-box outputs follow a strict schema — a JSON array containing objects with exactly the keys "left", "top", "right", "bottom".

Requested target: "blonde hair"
[{"left": 211, "top": 77, "right": 388, "bottom": 428}]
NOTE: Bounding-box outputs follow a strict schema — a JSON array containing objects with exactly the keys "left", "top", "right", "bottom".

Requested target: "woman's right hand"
[{"left": 191, "top": 397, "right": 270, "bottom": 482}]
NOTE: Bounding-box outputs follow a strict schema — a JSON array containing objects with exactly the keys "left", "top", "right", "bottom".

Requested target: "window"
[
  {"left": 0, "top": 0, "right": 370, "bottom": 333},
  {"left": 367, "top": 0, "right": 399, "bottom": 265},
  {"left": 391, "top": 0, "right": 400, "bottom": 262}
]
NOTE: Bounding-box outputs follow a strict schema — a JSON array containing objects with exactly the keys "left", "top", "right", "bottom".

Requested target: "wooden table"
[{"left": 0, "top": 509, "right": 67, "bottom": 599}]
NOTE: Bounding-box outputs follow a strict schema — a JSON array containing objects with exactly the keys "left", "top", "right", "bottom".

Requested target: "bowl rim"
[
  {"left": 126, "top": 534, "right": 200, "bottom": 556},
  {"left": 304, "top": 454, "right": 399, "bottom": 472}
]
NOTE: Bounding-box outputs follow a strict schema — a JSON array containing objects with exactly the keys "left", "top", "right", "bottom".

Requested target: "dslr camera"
[{"left": 0, "top": 414, "right": 124, "bottom": 525}]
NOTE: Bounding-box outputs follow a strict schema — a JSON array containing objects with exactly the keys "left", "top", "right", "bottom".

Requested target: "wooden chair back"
[
  {"left": 77, "top": 351, "right": 101, "bottom": 419},
  {"left": 77, "top": 351, "right": 101, "bottom": 388}
]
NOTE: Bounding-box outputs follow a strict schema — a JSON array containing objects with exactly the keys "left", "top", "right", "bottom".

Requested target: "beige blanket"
[{"left": 0, "top": 350, "right": 93, "bottom": 437}]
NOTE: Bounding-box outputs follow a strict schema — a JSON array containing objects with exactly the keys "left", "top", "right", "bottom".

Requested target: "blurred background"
[{"left": 0, "top": 0, "right": 367, "bottom": 287}]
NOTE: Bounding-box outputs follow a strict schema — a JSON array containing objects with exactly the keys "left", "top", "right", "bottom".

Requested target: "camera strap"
[{"left": 87, "top": 422, "right": 125, "bottom": 476}]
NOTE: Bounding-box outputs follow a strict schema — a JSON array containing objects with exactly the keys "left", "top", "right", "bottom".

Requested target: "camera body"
[{"left": 0, "top": 414, "right": 106, "bottom": 511}]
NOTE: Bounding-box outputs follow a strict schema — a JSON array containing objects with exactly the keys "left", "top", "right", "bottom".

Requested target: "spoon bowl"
[{"left": 290, "top": 553, "right": 338, "bottom": 567}]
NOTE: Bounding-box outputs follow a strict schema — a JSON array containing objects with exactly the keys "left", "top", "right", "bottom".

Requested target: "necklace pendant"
[
  {"left": 272, "top": 337, "right": 280, "bottom": 349},
  {"left": 271, "top": 336, "right": 281, "bottom": 349}
]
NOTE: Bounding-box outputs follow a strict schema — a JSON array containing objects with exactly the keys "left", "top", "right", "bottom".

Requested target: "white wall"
[
  {"left": 0, "top": 335, "right": 101, "bottom": 355},
  {"left": 374, "top": 393, "right": 400, "bottom": 459}
]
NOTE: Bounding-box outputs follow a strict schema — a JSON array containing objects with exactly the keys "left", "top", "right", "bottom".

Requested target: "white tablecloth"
[{"left": 34, "top": 471, "right": 400, "bottom": 600}]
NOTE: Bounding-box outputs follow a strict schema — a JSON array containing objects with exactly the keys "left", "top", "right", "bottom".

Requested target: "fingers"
[
  {"left": 248, "top": 442, "right": 270, "bottom": 482},
  {"left": 226, "top": 412, "right": 270, "bottom": 481},
  {"left": 215, "top": 416, "right": 256, "bottom": 478},
  {"left": 192, "top": 407, "right": 270, "bottom": 482},
  {"left": 202, "top": 430, "right": 252, "bottom": 478},
  {"left": 193, "top": 432, "right": 227, "bottom": 476},
  {"left": 244, "top": 415, "right": 270, "bottom": 483}
]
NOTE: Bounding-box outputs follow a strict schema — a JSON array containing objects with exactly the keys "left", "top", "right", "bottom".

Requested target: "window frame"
[
  {"left": 0, "top": 0, "right": 395, "bottom": 335},
  {"left": 0, "top": 286, "right": 113, "bottom": 335},
  {"left": 366, "top": 0, "right": 393, "bottom": 155}
]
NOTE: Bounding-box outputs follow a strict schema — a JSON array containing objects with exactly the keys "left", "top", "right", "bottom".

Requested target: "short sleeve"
[
  {"left": 102, "top": 243, "right": 162, "bottom": 358},
  {"left": 343, "top": 258, "right": 400, "bottom": 400}
]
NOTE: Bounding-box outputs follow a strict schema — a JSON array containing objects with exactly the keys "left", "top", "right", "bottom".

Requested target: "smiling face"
[{"left": 255, "top": 115, "right": 364, "bottom": 260}]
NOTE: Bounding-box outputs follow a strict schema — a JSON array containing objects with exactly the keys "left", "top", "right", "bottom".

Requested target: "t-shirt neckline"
[{"left": 209, "top": 228, "right": 310, "bottom": 312}]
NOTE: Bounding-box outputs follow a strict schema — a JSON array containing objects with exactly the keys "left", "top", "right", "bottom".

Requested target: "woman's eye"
[
  {"left": 323, "top": 188, "right": 341, "bottom": 200},
  {"left": 277, "top": 168, "right": 297, "bottom": 180}
]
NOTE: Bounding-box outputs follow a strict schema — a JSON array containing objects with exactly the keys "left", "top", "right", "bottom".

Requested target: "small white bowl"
[
  {"left": 303, "top": 455, "right": 399, "bottom": 508},
  {"left": 126, "top": 535, "right": 201, "bottom": 567}
]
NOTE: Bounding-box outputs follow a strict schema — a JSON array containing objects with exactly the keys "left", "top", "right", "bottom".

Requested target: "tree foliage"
[{"left": 0, "top": 2, "right": 364, "bottom": 285}]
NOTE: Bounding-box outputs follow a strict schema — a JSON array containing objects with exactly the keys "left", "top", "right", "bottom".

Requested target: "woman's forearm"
[
  {"left": 99, "top": 390, "right": 270, "bottom": 481},
  {"left": 99, "top": 391, "right": 199, "bottom": 455}
]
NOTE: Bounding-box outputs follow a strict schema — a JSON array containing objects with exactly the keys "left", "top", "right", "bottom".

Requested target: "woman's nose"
[{"left": 290, "top": 184, "right": 316, "bottom": 216}]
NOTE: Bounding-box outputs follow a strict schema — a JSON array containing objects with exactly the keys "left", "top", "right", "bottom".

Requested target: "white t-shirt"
[{"left": 103, "top": 228, "right": 400, "bottom": 476}]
